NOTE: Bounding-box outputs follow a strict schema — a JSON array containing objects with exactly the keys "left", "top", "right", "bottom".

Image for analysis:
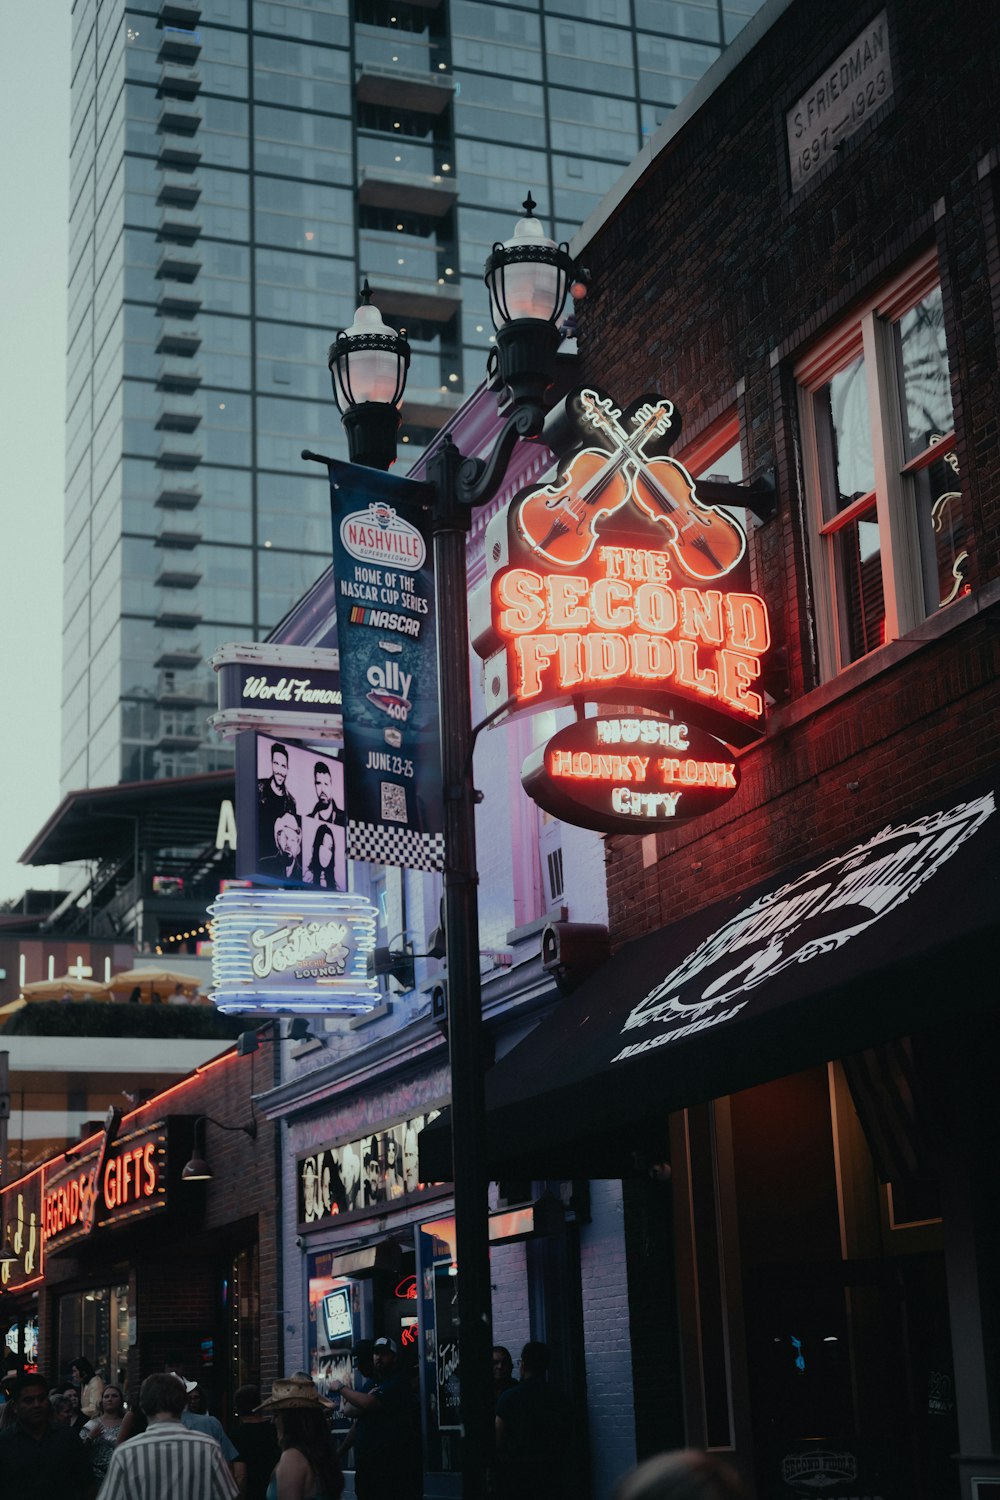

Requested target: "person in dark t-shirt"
[
  {"left": 333, "top": 1337, "right": 419, "bottom": 1500},
  {"left": 0, "top": 1372, "right": 95, "bottom": 1500},
  {"left": 230, "top": 1385, "right": 280, "bottom": 1500},
  {"left": 257, "top": 743, "right": 297, "bottom": 859},
  {"left": 495, "top": 1342, "right": 570, "bottom": 1500}
]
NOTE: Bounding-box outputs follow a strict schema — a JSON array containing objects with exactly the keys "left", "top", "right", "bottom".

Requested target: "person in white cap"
[{"left": 331, "top": 1338, "right": 419, "bottom": 1500}]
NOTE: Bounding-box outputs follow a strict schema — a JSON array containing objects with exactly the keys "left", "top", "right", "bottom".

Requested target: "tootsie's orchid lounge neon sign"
[
  {"left": 484, "top": 388, "right": 771, "bottom": 744},
  {"left": 210, "top": 889, "right": 380, "bottom": 1014}
]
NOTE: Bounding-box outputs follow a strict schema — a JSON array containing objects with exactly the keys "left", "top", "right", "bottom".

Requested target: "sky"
[{"left": 0, "top": 0, "right": 71, "bottom": 903}]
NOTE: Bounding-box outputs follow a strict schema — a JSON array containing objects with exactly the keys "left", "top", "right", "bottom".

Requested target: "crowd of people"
[{"left": 0, "top": 1338, "right": 742, "bottom": 1500}]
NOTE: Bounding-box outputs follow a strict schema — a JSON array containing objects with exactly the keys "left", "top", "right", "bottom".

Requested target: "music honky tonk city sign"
[{"left": 479, "top": 388, "right": 772, "bottom": 832}]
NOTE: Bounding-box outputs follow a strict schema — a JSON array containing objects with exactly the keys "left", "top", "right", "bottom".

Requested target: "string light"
[{"left": 157, "top": 921, "right": 213, "bottom": 953}]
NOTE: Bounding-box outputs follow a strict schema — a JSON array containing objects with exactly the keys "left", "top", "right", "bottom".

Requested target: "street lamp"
[
  {"left": 326, "top": 197, "right": 578, "bottom": 1500},
  {"left": 329, "top": 279, "right": 411, "bottom": 471}
]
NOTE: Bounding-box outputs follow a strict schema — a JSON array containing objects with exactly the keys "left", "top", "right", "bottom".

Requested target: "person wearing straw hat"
[{"left": 255, "top": 1374, "right": 343, "bottom": 1500}]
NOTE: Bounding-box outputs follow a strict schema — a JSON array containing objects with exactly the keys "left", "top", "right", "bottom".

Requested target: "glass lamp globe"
[
  {"left": 329, "top": 283, "right": 410, "bottom": 412},
  {"left": 485, "top": 195, "right": 572, "bottom": 330}
]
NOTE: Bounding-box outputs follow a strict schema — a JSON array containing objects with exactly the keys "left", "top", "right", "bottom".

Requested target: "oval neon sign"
[{"left": 521, "top": 714, "right": 740, "bottom": 833}]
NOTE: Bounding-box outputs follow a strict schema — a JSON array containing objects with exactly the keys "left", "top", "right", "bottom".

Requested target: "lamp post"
[{"left": 327, "top": 198, "right": 577, "bottom": 1500}]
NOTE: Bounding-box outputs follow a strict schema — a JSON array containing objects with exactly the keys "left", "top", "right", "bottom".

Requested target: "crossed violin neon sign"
[
  {"left": 516, "top": 391, "right": 746, "bottom": 579},
  {"left": 488, "top": 387, "right": 770, "bottom": 735}
]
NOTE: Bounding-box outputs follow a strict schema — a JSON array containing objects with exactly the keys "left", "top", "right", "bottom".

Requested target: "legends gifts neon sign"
[{"left": 482, "top": 389, "right": 771, "bottom": 746}]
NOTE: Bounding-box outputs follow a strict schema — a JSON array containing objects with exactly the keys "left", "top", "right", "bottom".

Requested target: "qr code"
[{"left": 380, "top": 782, "right": 408, "bottom": 822}]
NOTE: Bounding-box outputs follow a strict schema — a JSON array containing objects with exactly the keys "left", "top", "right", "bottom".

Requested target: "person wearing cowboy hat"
[
  {"left": 255, "top": 1374, "right": 344, "bottom": 1500},
  {"left": 330, "top": 1338, "right": 420, "bottom": 1500}
]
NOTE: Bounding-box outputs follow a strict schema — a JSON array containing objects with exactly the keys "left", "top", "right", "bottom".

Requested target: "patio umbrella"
[
  {"left": 103, "top": 967, "right": 203, "bottom": 1003},
  {"left": 0, "top": 998, "right": 26, "bottom": 1021},
  {"left": 19, "top": 976, "right": 111, "bottom": 1001}
]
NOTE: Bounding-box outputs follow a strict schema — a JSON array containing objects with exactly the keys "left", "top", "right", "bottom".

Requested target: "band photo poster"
[
  {"left": 297, "top": 1111, "right": 441, "bottom": 1227},
  {"left": 240, "top": 731, "right": 347, "bottom": 892}
]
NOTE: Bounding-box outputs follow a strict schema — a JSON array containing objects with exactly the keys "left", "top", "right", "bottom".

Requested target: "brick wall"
[
  {"left": 570, "top": 0, "right": 1000, "bottom": 944},
  {"left": 36, "top": 1044, "right": 280, "bottom": 1410},
  {"left": 579, "top": 1180, "right": 638, "bottom": 1497}
]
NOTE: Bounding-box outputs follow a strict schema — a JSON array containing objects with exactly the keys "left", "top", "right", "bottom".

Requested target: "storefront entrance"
[{"left": 745, "top": 1253, "right": 957, "bottom": 1500}]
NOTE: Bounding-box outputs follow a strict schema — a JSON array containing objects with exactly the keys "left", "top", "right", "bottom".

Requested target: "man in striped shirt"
[{"left": 98, "top": 1373, "right": 238, "bottom": 1500}]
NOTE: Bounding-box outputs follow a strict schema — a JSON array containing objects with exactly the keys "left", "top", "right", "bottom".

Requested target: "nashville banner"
[{"left": 327, "top": 459, "right": 445, "bottom": 872}]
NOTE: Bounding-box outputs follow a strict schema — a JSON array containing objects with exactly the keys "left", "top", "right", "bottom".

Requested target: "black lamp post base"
[
  {"left": 342, "top": 402, "right": 402, "bottom": 472},
  {"left": 492, "top": 318, "right": 563, "bottom": 407}
]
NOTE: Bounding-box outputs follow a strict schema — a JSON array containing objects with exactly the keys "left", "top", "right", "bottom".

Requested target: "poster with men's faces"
[
  {"left": 297, "top": 1111, "right": 440, "bottom": 1226},
  {"left": 242, "top": 731, "right": 346, "bottom": 891}
]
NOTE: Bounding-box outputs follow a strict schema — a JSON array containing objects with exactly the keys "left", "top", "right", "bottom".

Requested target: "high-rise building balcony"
[
  {"left": 158, "top": 172, "right": 202, "bottom": 207},
  {"left": 373, "top": 276, "right": 461, "bottom": 324},
  {"left": 155, "top": 594, "right": 203, "bottom": 627},
  {"left": 156, "top": 396, "right": 202, "bottom": 433},
  {"left": 158, "top": 27, "right": 202, "bottom": 65},
  {"left": 156, "top": 512, "right": 203, "bottom": 548},
  {"left": 357, "top": 165, "right": 458, "bottom": 218},
  {"left": 400, "top": 387, "right": 465, "bottom": 428},
  {"left": 157, "top": 246, "right": 201, "bottom": 281},
  {"left": 156, "top": 722, "right": 203, "bottom": 751},
  {"left": 159, "top": 0, "right": 202, "bottom": 24},
  {"left": 155, "top": 557, "right": 203, "bottom": 588},
  {"left": 158, "top": 134, "right": 202, "bottom": 169},
  {"left": 157, "top": 360, "right": 202, "bottom": 393},
  {"left": 156, "top": 434, "right": 203, "bottom": 468},
  {"left": 355, "top": 62, "right": 454, "bottom": 116},
  {"left": 158, "top": 207, "right": 202, "bottom": 243},
  {"left": 156, "top": 481, "right": 202, "bottom": 510},
  {"left": 157, "top": 98, "right": 202, "bottom": 134},
  {"left": 157, "top": 677, "right": 212, "bottom": 708},
  {"left": 156, "top": 322, "right": 202, "bottom": 357},
  {"left": 155, "top": 640, "right": 203, "bottom": 668},
  {"left": 157, "top": 63, "right": 202, "bottom": 99},
  {"left": 156, "top": 285, "right": 202, "bottom": 318}
]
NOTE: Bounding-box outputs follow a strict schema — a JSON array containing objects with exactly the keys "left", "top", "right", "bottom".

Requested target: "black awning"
[{"left": 421, "top": 776, "right": 1000, "bottom": 1182}]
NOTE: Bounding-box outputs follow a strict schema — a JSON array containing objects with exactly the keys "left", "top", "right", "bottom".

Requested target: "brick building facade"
[
  {"left": 3, "top": 1041, "right": 280, "bottom": 1425},
  {"left": 458, "top": 1, "right": 1000, "bottom": 1497}
]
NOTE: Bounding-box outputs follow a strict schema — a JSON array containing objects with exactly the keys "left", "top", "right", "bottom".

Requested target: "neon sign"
[
  {"left": 43, "top": 1124, "right": 167, "bottom": 1252},
  {"left": 210, "top": 889, "right": 380, "bottom": 1014},
  {"left": 0, "top": 1172, "right": 43, "bottom": 1289},
  {"left": 521, "top": 715, "right": 740, "bottom": 833},
  {"left": 481, "top": 387, "right": 771, "bottom": 747}
]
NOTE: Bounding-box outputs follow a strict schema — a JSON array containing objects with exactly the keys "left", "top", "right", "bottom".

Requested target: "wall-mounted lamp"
[
  {"left": 182, "top": 1114, "right": 257, "bottom": 1183},
  {"left": 236, "top": 1019, "right": 326, "bottom": 1056}
]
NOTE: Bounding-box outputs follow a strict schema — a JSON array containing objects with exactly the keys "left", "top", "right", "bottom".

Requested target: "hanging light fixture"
[
  {"left": 483, "top": 193, "right": 575, "bottom": 407},
  {"left": 328, "top": 282, "right": 411, "bottom": 471},
  {"left": 181, "top": 1114, "right": 257, "bottom": 1183}
]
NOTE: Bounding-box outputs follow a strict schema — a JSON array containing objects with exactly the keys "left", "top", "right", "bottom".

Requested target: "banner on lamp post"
[{"left": 327, "top": 459, "right": 445, "bottom": 873}]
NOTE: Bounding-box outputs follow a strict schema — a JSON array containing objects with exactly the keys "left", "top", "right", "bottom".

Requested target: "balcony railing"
[
  {"left": 156, "top": 512, "right": 203, "bottom": 547},
  {"left": 158, "top": 26, "right": 202, "bottom": 65},
  {"left": 156, "top": 321, "right": 202, "bottom": 356},
  {"left": 157, "top": 360, "right": 202, "bottom": 393},
  {"left": 155, "top": 482, "right": 202, "bottom": 509},
  {"left": 157, "top": 98, "right": 202, "bottom": 134},
  {"left": 156, "top": 434, "right": 203, "bottom": 468},
  {"left": 158, "top": 173, "right": 202, "bottom": 209},
  {"left": 157, "top": 134, "right": 202, "bottom": 169},
  {"left": 355, "top": 61, "right": 454, "bottom": 115},
  {"left": 156, "top": 285, "right": 202, "bottom": 318},
  {"left": 157, "top": 63, "right": 202, "bottom": 99},
  {"left": 155, "top": 593, "right": 203, "bottom": 627},
  {"left": 357, "top": 165, "right": 458, "bottom": 217}
]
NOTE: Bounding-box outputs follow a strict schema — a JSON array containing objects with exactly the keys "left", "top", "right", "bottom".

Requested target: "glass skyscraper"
[{"left": 63, "top": 0, "right": 764, "bottom": 793}]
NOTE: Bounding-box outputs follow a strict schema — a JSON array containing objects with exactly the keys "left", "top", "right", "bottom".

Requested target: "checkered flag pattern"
[{"left": 348, "top": 819, "right": 446, "bottom": 873}]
